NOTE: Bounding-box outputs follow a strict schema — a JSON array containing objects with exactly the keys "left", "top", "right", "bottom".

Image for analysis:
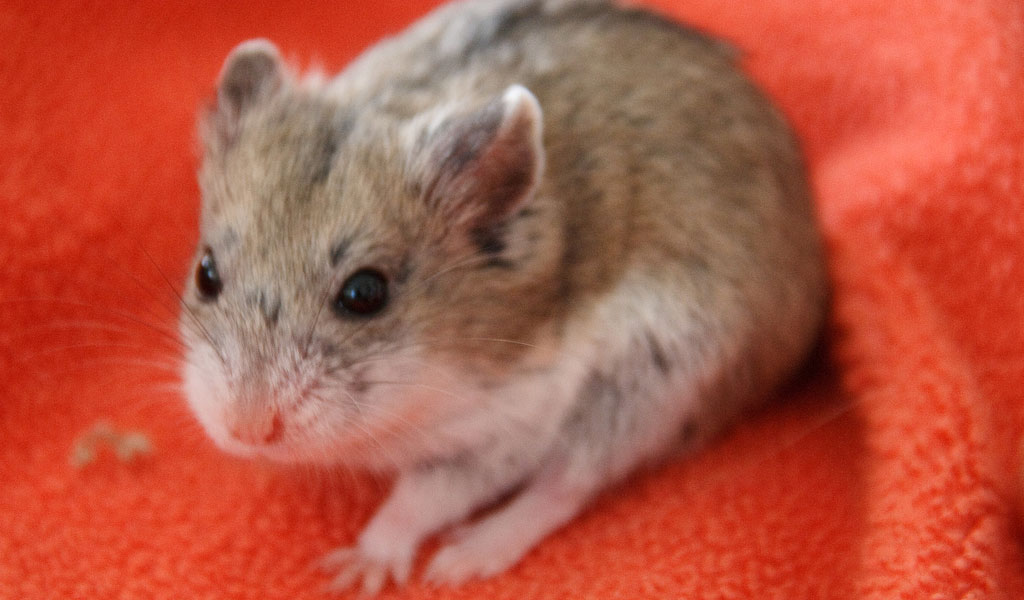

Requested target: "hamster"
[{"left": 180, "top": 0, "right": 828, "bottom": 593}]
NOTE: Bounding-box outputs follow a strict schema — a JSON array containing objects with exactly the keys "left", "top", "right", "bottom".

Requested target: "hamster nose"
[{"left": 228, "top": 411, "right": 284, "bottom": 445}]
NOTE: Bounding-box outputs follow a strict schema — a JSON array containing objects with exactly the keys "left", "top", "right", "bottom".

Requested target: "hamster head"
[{"left": 181, "top": 40, "right": 566, "bottom": 466}]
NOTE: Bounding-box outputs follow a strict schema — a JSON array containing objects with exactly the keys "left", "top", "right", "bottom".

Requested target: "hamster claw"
[{"left": 319, "top": 544, "right": 413, "bottom": 596}]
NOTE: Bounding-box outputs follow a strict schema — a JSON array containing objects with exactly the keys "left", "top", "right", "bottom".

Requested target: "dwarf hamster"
[{"left": 180, "top": 0, "right": 827, "bottom": 593}]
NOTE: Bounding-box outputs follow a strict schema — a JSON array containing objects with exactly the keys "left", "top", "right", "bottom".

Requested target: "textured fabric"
[{"left": 2, "top": 0, "right": 1024, "bottom": 598}]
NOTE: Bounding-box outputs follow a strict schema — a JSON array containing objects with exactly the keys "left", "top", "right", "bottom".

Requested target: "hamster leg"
[
  {"left": 424, "top": 363, "right": 696, "bottom": 584},
  {"left": 422, "top": 448, "right": 599, "bottom": 584},
  {"left": 321, "top": 445, "right": 547, "bottom": 594}
]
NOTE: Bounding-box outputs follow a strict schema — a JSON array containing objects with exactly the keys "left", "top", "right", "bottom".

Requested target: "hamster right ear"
[{"left": 415, "top": 85, "right": 545, "bottom": 232}]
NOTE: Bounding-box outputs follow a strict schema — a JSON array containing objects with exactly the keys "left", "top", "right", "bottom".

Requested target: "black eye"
[
  {"left": 335, "top": 269, "right": 388, "bottom": 317},
  {"left": 196, "top": 249, "right": 223, "bottom": 300}
]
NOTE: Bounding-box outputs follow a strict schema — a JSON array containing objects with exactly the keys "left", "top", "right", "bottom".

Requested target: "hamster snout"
[{"left": 226, "top": 409, "right": 283, "bottom": 446}]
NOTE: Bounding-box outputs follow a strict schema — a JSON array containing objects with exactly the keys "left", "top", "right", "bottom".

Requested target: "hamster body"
[{"left": 181, "top": 0, "right": 827, "bottom": 592}]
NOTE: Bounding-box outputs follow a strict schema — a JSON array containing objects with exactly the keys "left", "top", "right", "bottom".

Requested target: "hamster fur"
[{"left": 181, "top": 0, "right": 828, "bottom": 592}]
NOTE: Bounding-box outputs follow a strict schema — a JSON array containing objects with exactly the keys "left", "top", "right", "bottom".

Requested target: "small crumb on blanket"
[{"left": 70, "top": 420, "right": 154, "bottom": 468}]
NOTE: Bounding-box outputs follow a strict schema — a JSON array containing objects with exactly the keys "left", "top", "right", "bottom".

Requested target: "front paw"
[
  {"left": 423, "top": 528, "right": 520, "bottom": 586},
  {"left": 319, "top": 541, "right": 414, "bottom": 596}
]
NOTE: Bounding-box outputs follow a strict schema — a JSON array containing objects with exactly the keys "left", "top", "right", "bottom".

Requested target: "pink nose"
[{"left": 228, "top": 411, "right": 284, "bottom": 445}]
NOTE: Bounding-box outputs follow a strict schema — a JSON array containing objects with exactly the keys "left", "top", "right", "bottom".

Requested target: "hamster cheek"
[{"left": 360, "top": 360, "right": 470, "bottom": 424}]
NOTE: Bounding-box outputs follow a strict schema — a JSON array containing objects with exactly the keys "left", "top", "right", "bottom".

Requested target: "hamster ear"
[
  {"left": 216, "top": 39, "right": 284, "bottom": 118},
  {"left": 202, "top": 40, "right": 286, "bottom": 153},
  {"left": 419, "top": 85, "right": 545, "bottom": 229}
]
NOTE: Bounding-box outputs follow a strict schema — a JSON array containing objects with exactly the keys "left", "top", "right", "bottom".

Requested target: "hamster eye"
[
  {"left": 334, "top": 269, "right": 388, "bottom": 317},
  {"left": 195, "top": 249, "right": 223, "bottom": 301}
]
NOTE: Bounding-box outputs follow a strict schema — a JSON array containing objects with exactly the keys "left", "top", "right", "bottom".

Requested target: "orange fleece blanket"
[{"left": 2, "top": 0, "right": 1024, "bottom": 598}]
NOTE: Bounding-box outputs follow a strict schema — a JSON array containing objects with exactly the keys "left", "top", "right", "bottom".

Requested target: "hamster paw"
[
  {"left": 319, "top": 543, "right": 414, "bottom": 596},
  {"left": 423, "top": 523, "right": 522, "bottom": 585}
]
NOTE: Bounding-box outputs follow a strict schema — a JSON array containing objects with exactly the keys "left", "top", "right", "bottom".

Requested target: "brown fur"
[{"left": 192, "top": 0, "right": 822, "bottom": 388}]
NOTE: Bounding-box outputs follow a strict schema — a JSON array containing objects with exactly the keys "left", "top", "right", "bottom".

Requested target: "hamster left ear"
[
  {"left": 217, "top": 39, "right": 285, "bottom": 118},
  {"left": 202, "top": 40, "right": 286, "bottom": 152},
  {"left": 418, "top": 85, "right": 545, "bottom": 229}
]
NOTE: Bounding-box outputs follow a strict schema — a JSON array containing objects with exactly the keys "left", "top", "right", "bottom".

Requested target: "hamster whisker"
[
  {"left": 408, "top": 335, "right": 549, "bottom": 355},
  {"left": 5, "top": 318, "right": 186, "bottom": 352},
  {"left": 431, "top": 333, "right": 644, "bottom": 367},
  {"left": 11, "top": 353, "right": 184, "bottom": 392},
  {"left": 342, "top": 354, "right": 466, "bottom": 387},
  {"left": 315, "top": 388, "right": 404, "bottom": 471},
  {"left": 388, "top": 251, "right": 492, "bottom": 308},
  {"left": 178, "top": 314, "right": 226, "bottom": 363},
  {"left": 0, "top": 297, "right": 184, "bottom": 345},
  {"left": 113, "top": 258, "right": 186, "bottom": 322},
  {"left": 412, "top": 251, "right": 488, "bottom": 290},
  {"left": 317, "top": 376, "right": 439, "bottom": 446},
  {"left": 13, "top": 342, "right": 180, "bottom": 366},
  {"left": 49, "top": 355, "right": 184, "bottom": 375},
  {"left": 332, "top": 350, "right": 560, "bottom": 438},
  {"left": 131, "top": 380, "right": 186, "bottom": 396},
  {"left": 758, "top": 395, "right": 859, "bottom": 462},
  {"left": 455, "top": 336, "right": 541, "bottom": 349},
  {"left": 358, "top": 379, "right": 538, "bottom": 438},
  {"left": 302, "top": 286, "right": 336, "bottom": 358},
  {"left": 292, "top": 457, "right": 370, "bottom": 497},
  {"left": 375, "top": 335, "right": 594, "bottom": 367},
  {"left": 84, "top": 210, "right": 196, "bottom": 321},
  {"left": 139, "top": 245, "right": 227, "bottom": 365},
  {"left": 180, "top": 308, "right": 224, "bottom": 364},
  {"left": 349, "top": 396, "right": 436, "bottom": 444}
]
